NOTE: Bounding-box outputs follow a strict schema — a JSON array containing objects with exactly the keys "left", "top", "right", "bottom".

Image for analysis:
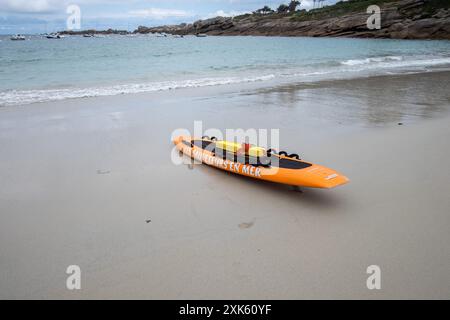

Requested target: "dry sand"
[{"left": 0, "top": 72, "right": 449, "bottom": 299}]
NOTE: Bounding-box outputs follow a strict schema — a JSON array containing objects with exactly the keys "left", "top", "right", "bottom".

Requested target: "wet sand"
[{"left": 0, "top": 71, "right": 449, "bottom": 299}]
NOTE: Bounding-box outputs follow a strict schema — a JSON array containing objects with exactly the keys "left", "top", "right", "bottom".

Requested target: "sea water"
[{"left": 0, "top": 34, "right": 449, "bottom": 106}]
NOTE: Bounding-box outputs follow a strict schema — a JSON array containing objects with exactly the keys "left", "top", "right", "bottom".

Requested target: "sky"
[{"left": 0, "top": 0, "right": 338, "bottom": 34}]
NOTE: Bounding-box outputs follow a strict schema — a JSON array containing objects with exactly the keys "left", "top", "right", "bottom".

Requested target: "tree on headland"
[
  {"left": 277, "top": 4, "right": 289, "bottom": 13},
  {"left": 277, "top": 1, "right": 301, "bottom": 14},
  {"left": 288, "top": 1, "right": 301, "bottom": 12},
  {"left": 254, "top": 5, "right": 275, "bottom": 15}
]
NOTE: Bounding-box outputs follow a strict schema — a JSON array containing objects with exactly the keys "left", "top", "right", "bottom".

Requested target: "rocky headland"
[{"left": 134, "top": 0, "right": 450, "bottom": 39}]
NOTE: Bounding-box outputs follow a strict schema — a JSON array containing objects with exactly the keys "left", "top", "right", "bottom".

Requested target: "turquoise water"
[{"left": 0, "top": 34, "right": 450, "bottom": 106}]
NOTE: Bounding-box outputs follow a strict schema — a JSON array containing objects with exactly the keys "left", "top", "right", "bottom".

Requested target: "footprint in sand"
[
  {"left": 96, "top": 170, "right": 111, "bottom": 174},
  {"left": 239, "top": 221, "right": 254, "bottom": 229}
]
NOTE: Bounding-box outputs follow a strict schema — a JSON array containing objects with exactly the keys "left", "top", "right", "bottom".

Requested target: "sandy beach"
[{"left": 0, "top": 71, "right": 450, "bottom": 299}]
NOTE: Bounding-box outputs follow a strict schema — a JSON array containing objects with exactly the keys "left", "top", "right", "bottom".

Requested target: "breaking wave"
[
  {"left": 2, "top": 55, "right": 450, "bottom": 107},
  {"left": 0, "top": 75, "right": 275, "bottom": 107},
  {"left": 340, "top": 55, "right": 450, "bottom": 70},
  {"left": 341, "top": 56, "right": 403, "bottom": 65}
]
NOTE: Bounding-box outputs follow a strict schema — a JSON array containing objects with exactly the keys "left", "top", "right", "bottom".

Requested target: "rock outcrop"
[
  {"left": 134, "top": 0, "right": 450, "bottom": 40},
  {"left": 60, "top": 28, "right": 129, "bottom": 35}
]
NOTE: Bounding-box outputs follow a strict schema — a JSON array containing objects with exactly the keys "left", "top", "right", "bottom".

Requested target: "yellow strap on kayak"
[
  {"left": 215, "top": 140, "right": 241, "bottom": 153},
  {"left": 249, "top": 146, "right": 265, "bottom": 157}
]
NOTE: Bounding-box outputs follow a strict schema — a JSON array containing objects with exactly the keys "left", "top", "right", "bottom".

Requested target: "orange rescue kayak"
[{"left": 173, "top": 136, "right": 349, "bottom": 189}]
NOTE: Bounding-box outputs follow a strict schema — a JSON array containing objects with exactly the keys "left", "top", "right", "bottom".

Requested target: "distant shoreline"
[
  {"left": 135, "top": 0, "right": 450, "bottom": 40},
  {"left": 59, "top": 0, "right": 450, "bottom": 40}
]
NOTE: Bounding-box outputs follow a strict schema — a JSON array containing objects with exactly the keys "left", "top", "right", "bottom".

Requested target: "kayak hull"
[{"left": 174, "top": 136, "right": 349, "bottom": 189}]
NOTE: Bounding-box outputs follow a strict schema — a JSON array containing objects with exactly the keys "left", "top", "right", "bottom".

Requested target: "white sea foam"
[
  {"left": 341, "top": 56, "right": 450, "bottom": 70},
  {"left": 282, "top": 56, "right": 450, "bottom": 82},
  {"left": 341, "top": 56, "right": 403, "bottom": 66},
  {"left": 383, "top": 57, "right": 450, "bottom": 68},
  {"left": 0, "top": 75, "right": 275, "bottom": 107}
]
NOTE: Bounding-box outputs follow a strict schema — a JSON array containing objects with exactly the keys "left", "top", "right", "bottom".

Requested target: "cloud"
[
  {"left": 203, "top": 9, "right": 249, "bottom": 19},
  {"left": 129, "top": 8, "right": 193, "bottom": 20},
  {"left": 0, "top": 0, "right": 143, "bottom": 14},
  {"left": 301, "top": 0, "right": 315, "bottom": 10},
  {"left": 0, "top": 0, "right": 61, "bottom": 13}
]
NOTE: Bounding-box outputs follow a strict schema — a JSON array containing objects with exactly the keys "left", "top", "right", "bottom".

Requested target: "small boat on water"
[
  {"left": 10, "top": 34, "right": 26, "bottom": 41},
  {"left": 83, "top": 34, "right": 94, "bottom": 37},
  {"left": 196, "top": 33, "right": 207, "bottom": 37},
  {"left": 46, "top": 33, "right": 62, "bottom": 39}
]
